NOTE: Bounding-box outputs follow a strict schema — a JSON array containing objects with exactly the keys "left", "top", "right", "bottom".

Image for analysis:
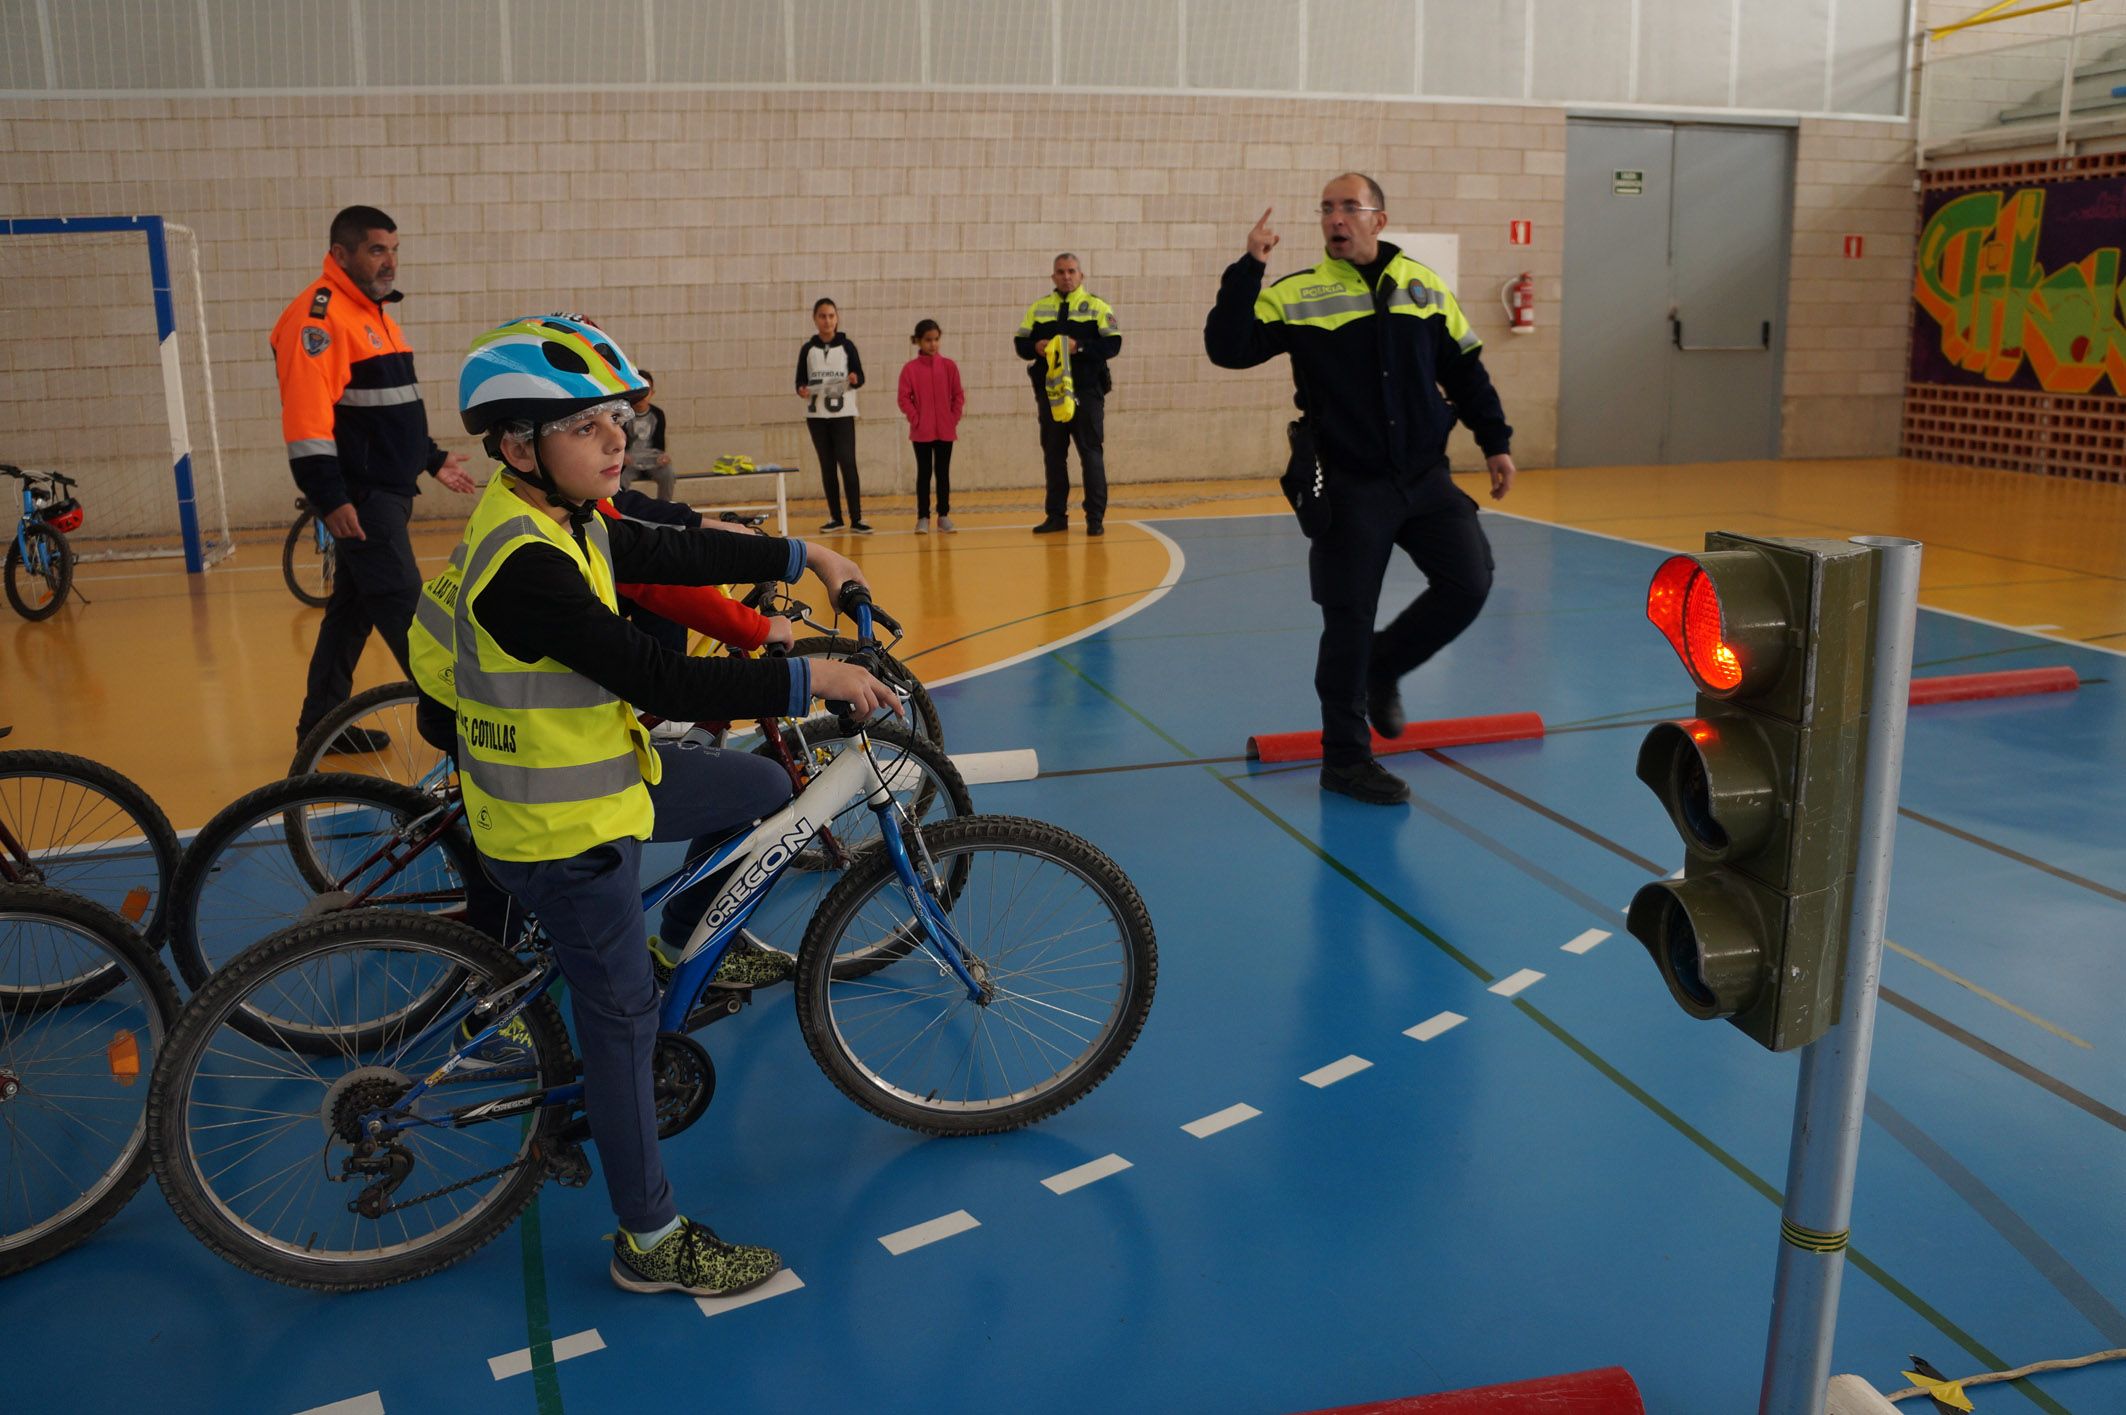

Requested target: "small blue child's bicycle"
[
  {"left": 3, "top": 464, "right": 84, "bottom": 621},
  {"left": 146, "top": 590, "right": 1156, "bottom": 1291}
]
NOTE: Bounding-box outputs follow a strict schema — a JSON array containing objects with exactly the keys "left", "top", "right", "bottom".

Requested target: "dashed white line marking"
[
  {"left": 880, "top": 1210, "right": 980, "bottom": 1255},
  {"left": 949, "top": 748, "right": 1041, "bottom": 784},
  {"left": 489, "top": 1328, "right": 605, "bottom": 1381},
  {"left": 1042, "top": 1153, "right": 1132, "bottom": 1194},
  {"left": 1489, "top": 969, "right": 1545, "bottom": 998},
  {"left": 2013, "top": 623, "right": 2061, "bottom": 632},
  {"left": 1301, "top": 1055, "right": 1374, "bottom": 1088},
  {"left": 1562, "top": 929, "right": 1610, "bottom": 955},
  {"left": 291, "top": 1395, "right": 384, "bottom": 1415},
  {"left": 1669, "top": 866, "right": 1686, "bottom": 879},
  {"left": 696, "top": 1267, "right": 805, "bottom": 1317},
  {"left": 1404, "top": 1011, "right": 1467, "bottom": 1042},
  {"left": 1183, "top": 1103, "right": 1260, "bottom": 1137}
]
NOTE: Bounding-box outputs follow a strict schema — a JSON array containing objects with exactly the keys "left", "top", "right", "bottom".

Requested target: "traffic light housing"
[{"left": 1626, "top": 533, "right": 1875, "bottom": 1051}]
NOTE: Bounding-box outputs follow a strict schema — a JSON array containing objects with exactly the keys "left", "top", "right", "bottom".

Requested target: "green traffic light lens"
[
  {"left": 1674, "top": 747, "right": 1728, "bottom": 852},
  {"left": 1663, "top": 903, "right": 1715, "bottom": 1010}
]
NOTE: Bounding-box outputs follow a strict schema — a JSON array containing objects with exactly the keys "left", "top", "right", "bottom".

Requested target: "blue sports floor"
[{"left": 6, "top": 510, "right": 2123, "bottom": 1414}]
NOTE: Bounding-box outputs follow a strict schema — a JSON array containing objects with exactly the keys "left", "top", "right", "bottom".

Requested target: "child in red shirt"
[{"left": 896, "top": 319, "right": 965, "bottom": 534}]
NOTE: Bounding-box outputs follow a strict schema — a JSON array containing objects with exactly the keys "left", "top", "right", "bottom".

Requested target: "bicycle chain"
[{"left": 365, "top": 1153, "right": 531, "bottom": 1217}]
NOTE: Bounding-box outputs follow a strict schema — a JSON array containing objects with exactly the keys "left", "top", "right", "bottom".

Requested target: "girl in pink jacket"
[{"left": 897, "top": 319, "right": 965, "bottom": 534}]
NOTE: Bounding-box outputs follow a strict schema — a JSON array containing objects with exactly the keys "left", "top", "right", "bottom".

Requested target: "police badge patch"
[{"left": 301, "top": 326, "right": 331, "bottom": 357}]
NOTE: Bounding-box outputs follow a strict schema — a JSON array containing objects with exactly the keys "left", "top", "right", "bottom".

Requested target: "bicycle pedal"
[{"left": 542, "top": 1138, "right": 592, "bottom": 1188}]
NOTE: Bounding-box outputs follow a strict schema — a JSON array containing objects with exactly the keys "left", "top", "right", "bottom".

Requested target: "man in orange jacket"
[{"left": 273, "top": 204, "right": 476, "bottom": 753}]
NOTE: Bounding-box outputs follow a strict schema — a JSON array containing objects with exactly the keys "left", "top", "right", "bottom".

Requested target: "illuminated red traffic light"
[{"left": 1647, "top": 555, "right": 1743, "bottom": 692}]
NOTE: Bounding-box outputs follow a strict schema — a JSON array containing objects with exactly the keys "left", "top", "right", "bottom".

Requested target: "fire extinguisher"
[{"left": 1500, "top": 272, "right": 1535, "bottom": 334}]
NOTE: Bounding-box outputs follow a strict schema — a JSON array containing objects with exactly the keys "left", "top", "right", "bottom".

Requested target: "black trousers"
[
  {"left": 1307, "top": 464, "right": 1495, "bottom": 765},
  {"left": 913, "top": 440, "right": 954, "bottom": 518},
  {"left": 1036, "top": 394, "right": 1106, "bottom": 524},
  {"left": 297, "top": 488, "right": 421, "bottom": 738},
  {"left": 806, "top": 417, "right": 862, "bottom": 522}
]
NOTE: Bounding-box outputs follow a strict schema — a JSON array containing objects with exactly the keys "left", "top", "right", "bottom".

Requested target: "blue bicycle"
[
  {"left": 281, "top": 496, "right": 336, "bottom": 608},
  {"left": 145, "top": 593, "right": 1156, "bottom": 1290},
  {"left": 3, "top": 464, "right": 83, "bottom": 621}
]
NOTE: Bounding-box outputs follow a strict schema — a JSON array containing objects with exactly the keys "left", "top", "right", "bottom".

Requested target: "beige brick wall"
[
  {"left": 0, "top": 88, "right": 1915, "bottom": 536},
  {"left": 1781, "top": 117, "right": 1919, "bottom": 458}
]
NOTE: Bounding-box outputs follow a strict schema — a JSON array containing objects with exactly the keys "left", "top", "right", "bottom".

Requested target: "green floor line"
[
  {"left": 1047, "top": 652, "right": 2062, "bottom": 1411},
  {"left": 518, "top": 1195, "right": 565, "bottom": 1414}
]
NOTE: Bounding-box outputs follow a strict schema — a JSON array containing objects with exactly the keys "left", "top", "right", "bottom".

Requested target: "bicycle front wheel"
[
  {"left": 0, "top": 884, "right": 179, "bottom": 1277},
  {"left": 4, "top": 522, "right": 73, "bottom": 621},
  {"left": 0, "top": 749, "right": 181, "bottom": 1001},
  {"left": 148, "top": 910, "right": 572, "bottom": 1292},
  {"left": 795, "top": 814, "right": 1156, "bottom": 1136},
  {"left": 281, "top": 509, "right": 333, "bottom": 608}
]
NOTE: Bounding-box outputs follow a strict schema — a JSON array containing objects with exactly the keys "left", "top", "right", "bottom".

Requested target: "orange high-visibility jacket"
[{"left": 270, "top": 256, "right": 444, "bottom": 513}]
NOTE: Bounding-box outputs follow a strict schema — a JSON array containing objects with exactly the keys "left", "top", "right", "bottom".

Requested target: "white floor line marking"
[
  {"left": 1668, "top": 866, "right": 1685, "bottom": 879},
  {"left": 1042, "top": 1153, "right": 1133, "bottom": 1194},
  {"left": 489, "top": 1328, "right": 605, "bottom": 1381},
  {"left": 879, "top": 1210, "right": 981, "bottom": 1255},
  {"left": 1404, "top": 1011, "right": 1467, "bottom": 1042},
  {"left": 2012, "top": 623, "right": 2061, "bottom": 632},
  {"left": 949, "top": 748, "right": 1040, "bottom": 784},
  {"left": 1182, "top": 1103, "right": 1260, "bottom": 1137},
  {"left": 1300, "top": 1055, "right": 1373, "bottom": 1088},
  {"left": 1562, "top": 928, "right": 1610, "bottom": 955},
  {"left": 291, "top": 1395, "right": 384, "bottom": 1415},
  {"left": 1489, "top": 969, "right": 1545, "bottom": 998},
  {"left": 927, "top": 522, "right": 1187, "bottom": 687},
  {"left": 696, "top": 1267, "right": 805, "bottom": 1317}
]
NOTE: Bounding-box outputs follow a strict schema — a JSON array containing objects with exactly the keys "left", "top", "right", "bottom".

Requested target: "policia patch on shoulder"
[{"left": 309, "top": 287, "right": 332, "bottom": 320}]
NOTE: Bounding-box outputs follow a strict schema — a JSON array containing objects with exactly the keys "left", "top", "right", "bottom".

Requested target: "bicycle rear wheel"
[
  {"left": 4, "top": 523, "right": 73, "bottom": 621},
  {"left": 0, "top": 749, "right": 181, "bottom": 1003},
  {"left": 0, "top": 884, "right": 179, "bottom": 1277},
  {"left": 281, "top": 508, "right": 333, "bottom": 608},
  {"left": 290, "top": 682, "right": 449, "bottom": 790},
  {"left": 148, "top": 910, "right": 572, "bottom": 1292},
  {"left": 795, "top": 814, "right": 1156, "bottom": 1136}
]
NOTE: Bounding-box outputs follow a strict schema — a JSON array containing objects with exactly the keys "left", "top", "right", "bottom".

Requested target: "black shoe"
[
  {"left": 1365, "top": 680, "right": 1406, "bottom": 739},
  {"left": 1086, "top": 522, "right": 1105, "bottom": 537},
  {"left": 1321, "top": 759, "right": 1411, "bottom": 805},
  {"left": 1032, "top": 518, "right": 1068, "bottom": 535},
  {"left": 327, "top": 725, "right": 392, "bottom": 756},
  {"left": 850, "top": 521, "right": 873, "bottom": 535}
]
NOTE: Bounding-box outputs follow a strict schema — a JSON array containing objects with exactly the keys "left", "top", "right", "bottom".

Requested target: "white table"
[{"left": 672, "top": 463, "right": 793, "bottom": 535}]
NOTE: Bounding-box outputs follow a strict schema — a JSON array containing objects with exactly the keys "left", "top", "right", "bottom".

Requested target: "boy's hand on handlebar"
[
  {"left": 762, "top": 616, "right": 796, "bottom": 652},
  {"left": 803, "top": 543, "right": 867, "bottom": 600},
  {"left": 808, "top": 659, "right": 902, "bottom": 718}
]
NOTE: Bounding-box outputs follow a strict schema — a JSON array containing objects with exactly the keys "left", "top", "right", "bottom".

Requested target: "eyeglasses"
[
  {"left": 539, "top": 398, "right": 636, "bottom": 439},
  {"left": 1317, "top": 201, "right": 1384, "bottom": 218}
]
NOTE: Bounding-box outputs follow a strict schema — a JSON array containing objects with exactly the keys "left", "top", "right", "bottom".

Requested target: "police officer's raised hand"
[
  {"left": 434, "top": 450, "right": 477, "bottom": 495},
  {"left": 808, "top": 657, "right": 903, "bottom": 719},
  {"left": 1247, "top": 207, "right": 1280, "bottom": 263},
  {"left": 322, "top": 503, "right": 365, "bottom": 541},
  {"left": 1486, "top": 453, "right": 1517, "bottom": 501}
]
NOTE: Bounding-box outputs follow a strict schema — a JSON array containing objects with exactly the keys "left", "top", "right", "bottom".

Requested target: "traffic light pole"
[{"left": 1759, "top": 537, "right": 1923, "bottom": 1415}]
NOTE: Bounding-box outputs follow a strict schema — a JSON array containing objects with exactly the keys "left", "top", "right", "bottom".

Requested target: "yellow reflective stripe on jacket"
[
  {"left": 1017, "top": 290, "right": 1120, "bottom": 337},
  {"left": 1256, "top": 253, "right": 1480, "bottom": 350},
  {"left": 448, "top": 476, "right": 657, "bottom": 861}
]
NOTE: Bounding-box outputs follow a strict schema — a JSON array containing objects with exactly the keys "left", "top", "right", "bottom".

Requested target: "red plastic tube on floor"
[
  {"left": 1907, "top": 666, "right": 2078, "bottom": 706},
  {"left": 1247, "top": 711, "right": 1545, "bottom": 764},
  {"left": 1298, "top": 1365, "right": 1645, "bottom": 1414}
]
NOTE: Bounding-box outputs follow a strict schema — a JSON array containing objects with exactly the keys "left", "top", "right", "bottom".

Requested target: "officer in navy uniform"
[{"left": 1205, "top": 175, "right": 1517, "bottom": 805}]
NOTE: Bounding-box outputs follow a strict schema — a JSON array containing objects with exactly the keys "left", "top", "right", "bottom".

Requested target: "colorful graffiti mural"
[{"left": 1911, "top": 178, "right": 2126, "bottom": 396}]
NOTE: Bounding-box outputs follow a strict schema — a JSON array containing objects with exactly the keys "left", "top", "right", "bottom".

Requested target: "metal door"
[{"left": 1557, "top": 119, "right": 1791, "bottom": 465}]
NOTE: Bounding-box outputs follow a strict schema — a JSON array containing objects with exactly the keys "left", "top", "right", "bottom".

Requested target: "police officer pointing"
[
  {"left": 1205, "top": 173, "right": 1516, "bottom": 805},
  {"left": 272, "top": 204, "right": 475, "bottom": 753}
]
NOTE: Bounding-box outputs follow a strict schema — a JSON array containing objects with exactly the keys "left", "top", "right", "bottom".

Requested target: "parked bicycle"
[
  {"left": 147, "top": 590, "right": 1154, "bottom": 1291},
  {"left": 3, "top": 464, "right": 86, "bottom": 621},
  {"left": 1, "top": 882, "right": 179, "bottom": 1276},
  {"left": 282, "top": 496, "right": 336, "bottom": 608}
]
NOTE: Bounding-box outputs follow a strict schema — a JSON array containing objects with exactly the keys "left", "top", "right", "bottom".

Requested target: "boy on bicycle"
[{"left": 414, "top": 315, "right": 895, "bottom": 1297}]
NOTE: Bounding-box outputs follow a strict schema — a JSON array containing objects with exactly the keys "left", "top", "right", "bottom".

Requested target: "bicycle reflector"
[
  {"left": 107, "top": 1029, "right": 141, "bottom": 1086},
  {"left": 1625, "top": 534, "right": 1876, "bottom": 1051}
]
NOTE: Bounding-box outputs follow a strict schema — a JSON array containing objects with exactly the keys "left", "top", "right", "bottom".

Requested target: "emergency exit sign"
[
  {"left": 1613, "top": 169, "right": 1643, "bottom": 195},
  {"left": 1844, "top": 234, "right": 1864, "bottom": 258}
]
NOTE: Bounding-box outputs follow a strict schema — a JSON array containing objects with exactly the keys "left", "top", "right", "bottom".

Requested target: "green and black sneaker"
[
  {"left": 611, "top": 1217, "right": 781, "bottom": 1297},
  {"left": 712, "top": 933, "right": 798, "bottom": 989}
]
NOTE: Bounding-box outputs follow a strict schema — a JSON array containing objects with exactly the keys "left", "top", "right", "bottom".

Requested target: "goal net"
[{"left": 0, "top": 216, "right": 232, "bottom": 568}]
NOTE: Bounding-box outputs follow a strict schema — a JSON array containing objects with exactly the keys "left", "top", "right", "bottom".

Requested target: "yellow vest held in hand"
[{"left": 1044, "top": 337, "right": 1076, "bottom": 424}]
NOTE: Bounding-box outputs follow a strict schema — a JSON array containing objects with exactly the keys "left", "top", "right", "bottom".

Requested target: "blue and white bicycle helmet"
[{"left": 458, "top": 313, "right": 648, "bottom": 439}]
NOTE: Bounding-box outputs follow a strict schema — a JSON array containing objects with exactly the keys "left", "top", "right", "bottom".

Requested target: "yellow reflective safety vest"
[
  {"left": 1043, "top": 337, "right": 1075, "bottom": 423},
  {"left": 414, "top": 475, "right": 659, "bottom": 862}
]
